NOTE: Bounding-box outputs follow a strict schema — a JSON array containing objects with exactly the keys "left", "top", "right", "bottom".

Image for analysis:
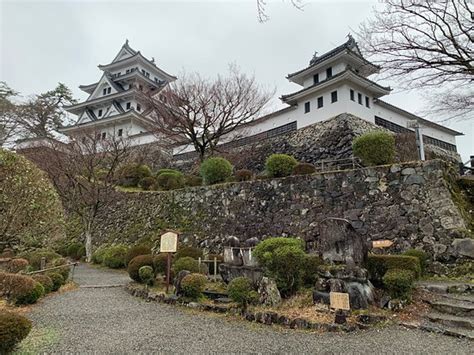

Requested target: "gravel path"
[{"left": 25, "top": 264, "right": 471, "bottom": 353}]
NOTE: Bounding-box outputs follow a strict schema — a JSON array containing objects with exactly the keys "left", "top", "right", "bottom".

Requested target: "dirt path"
[{"left": 21, "top": 264, "right": 471, "bottom": 353}]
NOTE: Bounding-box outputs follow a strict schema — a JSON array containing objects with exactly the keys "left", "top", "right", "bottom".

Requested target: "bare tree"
[
  {"left": 358, "top": 0, "right": 473, "bottom": 120},
  {"left": 0, "top": 82, "right": 19, "bottom": 146},
  {"left": 33, "top": 132, "right": 133, "bottom": 261},
  {"left": 145, "top": 66, "right": 273, "bottom": 161},
  {"left": 256, "top": 0, "right": 305, "bottom": 23}
]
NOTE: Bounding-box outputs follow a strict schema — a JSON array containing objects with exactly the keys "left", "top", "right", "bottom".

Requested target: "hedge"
[
  {"left": 128, "top": 255, "right": 155, "bottom": 282},
  {"left": 180, "top": 273, "right": 207, "bottom": 300},
  {"left": 0, "top": 311, "right": 32, "bottom": 353},
  {"left": 125, "top": 245, "right": 152, "bottom": 266},
  {"left": 382, "top": 268, "right": 416, "bottom": 300},
  {"left": 403, "top": 249, "right": 429, "bottom": 275},
  {"left": 366, "top": 254, "right": 421, "bottom": 286},
  {"left": 174, "top": 246, "right": 203, "bottom": 261},
  {"left": 102, "top": 245, "right": 129, "bottom": 269},
  {"left": 0, "top": 273, "right": 44, "bottom": 305},
  {"left": 32, "top": 274, "right": 54, "bottom": 294},
  {"left": 156, "top": 172, "right": 185, "bottom": 190},
  {"left": 172, "top": 257, "right": 200, "bottom": 274}
]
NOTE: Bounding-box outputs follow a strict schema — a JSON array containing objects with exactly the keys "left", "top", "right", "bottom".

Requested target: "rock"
[
  {"left": 314, "top": 278, "right": 328, "bottom": 292},
  {"left": 346, "top": 282, "right": 373, "bottom": 310},
  {"left": 388, "top": 299, "right": 406, "bottom": 311},
  {"left": 334, "top": 310, "right": 347, "bottom": 324},
  {"left": 219, "top": 263, "right": 263, "bottom": 286},
  {"left": 188, "top": 302, "right": 201, "bottom": 309},
  {"left": 290, "top": 318, "right": 309, "bottom": 329},
  {"left": 328, "top": 278, "right": 346, "bottom": 292},
  {"left": 258, "top": 277, "right": 281, "bottom": 307},
  {"left": 164, "top": 295, "right": 179, "bottom": 304},
  {"left": 452, "top": 238, "right": 474, "bottom": 259},
  {"left": 174, "top": 270, "right": 191, "bottom": 296},
  {"left": 405, "top": 174, "right": 425, "bottom": 185},
  {"left": 244, "top": 312, "right": 255, "bottom": 321},
  {"left": 401, "top": 168, "right": 416, "bottom": 175},
  {"left": 379, "top": 295, "right": 391, "bottom": 308},
  {"left": 313, "top": 290, "right": 330, "bottom": 305},
  {"left": 214, "top": 297, "right": 232, "bottom": 304},
  {"left": 245, "top": 237, "right": 259, "bottom": 247}
]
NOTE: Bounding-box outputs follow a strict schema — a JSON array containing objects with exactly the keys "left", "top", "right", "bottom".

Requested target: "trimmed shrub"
[
  {"left": 128, "top": 255, "right": 154, "bottom": 282},
  {"left": 32, "top": 274, "right": 54, "bottom": 294},
  {"left": 302, "top": 254, "right": 322, "bottom": 286},
  {"left": 153, "top": 253, "right": 170, "bottom": 275},
  {"left": 234, "top": 169, "right": 253, "bottom": 182},
  {"left": 228, "top": 277, "right": 258, "bottom": 310},
  {"left": 175, "top": 246, "right": 203, "bottom": 261},
  {"left": 156, "top": 168, "right": 183, "bottom": 176},
  {"left": 383, "top": 268, "right": 416, "bottom": 300},
  {"left": 92, "top": 245, "right": 109, "bottom": 265},
  {"left": 117, "top": 164, "right": 152, "bottom": 187},
  {"left": 0, "top": 311, "right": 32, "bottom": 353},
  {"left": 254, "top": 237, "right": 306, "bottom": 297},
  {"left": 46, "top": 272, "right": 64, "bottom": 291},
  {"left": 172, "top": 257, "right": 200, "bottom": 274},
  {"left": 125, "top": 245, "right": 152, "bottom": 266},
  {"left": 103, "top": 245, "right": 129, "bottom": 269},
  {"left": 139, "top": 266, "right": 155, "bottom": 286},
  {"left": 6, "top": 258, "right": 29, "bottom": 273},
  {"left": 366, "top": 254, "right": 421, "bottom": 286},
  {"left": 52, "top": 258, "right": 70, "bottom": 281},
  {"left": 293, "top": 162, "right": 316, "bottom": 175},
  {"left": 20, "top": 249, "right": 61, "bottom": 270},
  {"left": 200, "top": 157, "right": 233, "bottom": 185},
  {"left": 265, "top": 154, "right": 298, "bottom": 178},
  {"left": 139, "top": 176, "right": 157, "bottom": 191},
  {"left": 156, "top": 172, "right": 185, "bottom": 190},
  {"left": 67, "top": 242, "right": 85, "bottom": 260},
  {"left": 0, "top": 273, "right": 44, "bottom": 305},
  {"left": 185, "top": 175, "right": 202, "bottom": 187},
  {"left": 403, "top": 249, "right": 429, "bottom": 275},
  {"left": 180, "top": 273, "right": 207, "bottom": 300},
  {"left": 352, "top": 131, "right": 395, "bottom": 166}
]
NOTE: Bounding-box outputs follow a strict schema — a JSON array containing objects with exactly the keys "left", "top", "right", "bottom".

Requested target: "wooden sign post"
[
  {"left": 330, "top": 291, "right": 350, "bottom": 324},
  {"left": 160, "top": 231, "right": 178, "bottom": 293}
]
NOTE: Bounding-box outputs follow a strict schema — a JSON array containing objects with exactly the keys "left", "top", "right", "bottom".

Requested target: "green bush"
[
  {"left": 156, "top": 172, "right": 185, "bottom": 190},
  {"left": 0, "top": 273, "right": 44, "bottom": 305},
  {"left": 46, "top": 272, "right": 64, "bottom": 291},
  {"left": 6, "top": 258, "right": 29, "bottom": 273},
  {"left": 0, "top": 311, "right": 32, "bottom": 353},
  {"left": 139, "top": 176, "right": 157, "bottom": 191},
  {"left": 67, "top": 242, "right": 85, "bottom": 260},
  {"left": 20, "top": 249, "right": 61, "bottom": 270},
  {"left": 103, "top": 245, "right": 129, "bottom": 269},
  {"left": 172, "top": 257, "right": 200, "bottom": 274},
  {"left": 127, "top": 255, "right": 154, "bottom": 282},
  {"left": 234, "top": 169, "right": 253, "bottom": 182},
  {"left": 175, "top": 246, "right": 203, "bottom": 261},
  {"left": 293, "top": 162, "right": 316, "bottom": 175},
  {"left": 403, "top": 249, "right": 429, "bottom": 275},
  {"left": 265, "top": 154, "right": 298, "bottom": 178},
  {"left": 92, "top": 245, "right": 109, "bottom": 264},
  {"left": 156, "top": 168, "right": 183, "bottom": 176},
  {"left": 200, "top": 157, "right": 233, "bottom": 185},
  {"left": 185, "top": 175, "right": 202, "bottom": 187},
  {"left": 32, "top": 274, "right": 54, "bottom": 293},
  {"left": 139, "top": 266, "right": 155, "bottom": 286},
  {"left": 125, "top": 245, "right": 152, "bottom": 266},
  {"left": 302, "top": 254, "right": 322, "bottom": 286},
  {"left": 254, "top": 237, "right": 306, "bottom": 297},
  {"left": 382, "top": 268, "right": 416, "bottom": 300},
  {"left": 51, "top": 258, "right": 70, "bottom": 281},
  {"left": 117, "top": 164, "right": 152, "bottom": 187},
  {"left": 153, "top": 253, "right": 170, "bottom": 275},
  {"left": 366, "top": 254, "right": 421, "bottom": 286},
  {"left": 227, "top": 277, "right": 258, "bottom": 310},
  {"left": 352, "top": 131, "right": 395, "bottom": 166},
  {"left": 180, "top": 273, "right": 207, "bottom": 300}
]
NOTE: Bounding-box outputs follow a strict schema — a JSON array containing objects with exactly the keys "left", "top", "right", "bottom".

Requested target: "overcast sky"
[{"left": 1, "top": 0, "right": 472, "bottom": 162}]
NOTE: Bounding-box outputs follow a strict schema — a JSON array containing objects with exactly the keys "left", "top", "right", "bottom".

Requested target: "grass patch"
[{"left": 14, "top": 326, "right": 59, "bottom": 354}]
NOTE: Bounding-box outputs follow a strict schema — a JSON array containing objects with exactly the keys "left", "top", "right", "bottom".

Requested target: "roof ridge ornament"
[
  {"left": 346, "top": 33, "right": 355, "bottom": 47},
  {"left": 125, "top": 39, "right": 129, "bottom": 46},
  {"left": 309, "top": 51, "right": 318, "bottom": 65}
]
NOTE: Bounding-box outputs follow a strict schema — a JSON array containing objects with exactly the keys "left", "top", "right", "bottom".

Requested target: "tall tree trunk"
[{"left": 83, "top": 217, "right": 93, "bottom": 263}]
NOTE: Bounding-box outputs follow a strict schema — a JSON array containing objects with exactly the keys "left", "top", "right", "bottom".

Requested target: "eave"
[
  {"left": 374, "top": 99, "right": 463, "bottom": 136},
  {"left": 64, "top": 89, "right": 139, "bottom": 115}
]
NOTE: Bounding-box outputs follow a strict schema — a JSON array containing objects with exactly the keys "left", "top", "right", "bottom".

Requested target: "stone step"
[
  {"left": 426, "top": 312, "right": 474, "bottom": 330},
  {"left": 416, "top": 281, "right": 473, "bottom": 295},
  {"left": 420, "top": 321, "right": 474, "bottom": 341},
  {"left": 430, "top": 300, "right": 474, "bottom": 317}
]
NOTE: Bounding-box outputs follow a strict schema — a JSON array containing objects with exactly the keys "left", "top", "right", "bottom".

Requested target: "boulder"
[
  {"left": 452, "top": 238, "right": 474, "bottom": 259},
  {"left": 313, "top": 290, "right": 330, "bottom": 305},
  {"left": 258, "top": 277, "right": 281, "bottom": 306},
  {"left": 219, "top": 263, "right": 263, "bottom": 286}
]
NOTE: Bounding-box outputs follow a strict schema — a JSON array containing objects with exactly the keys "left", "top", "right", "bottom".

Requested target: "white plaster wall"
[
  {"left": 302, "top": 61, "right": 346, "bottom": 88},
  {"left": 373, "top": 103, "right": 457, "bottom": 144}
]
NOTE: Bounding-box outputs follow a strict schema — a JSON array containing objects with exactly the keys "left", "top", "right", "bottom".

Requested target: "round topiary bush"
[
  {"left": 6, "top": 258, "right": 29, "bottom": 273},
  {"left": 172, "top": 257, "right": 200, "bottom": 274},
  {"left": 293, "top": 162, "right": 316, "bottom": 175},
  {"left": 139, "top": 176, "right": 157, "bottom": 191},
  {"left": 102, "top": 245, "right": 129, "bottom": 269},
  {"left": 0, "top": 149, "right": 65, "bottom": 250},
  {"left": 174, "top": 246, "right": 203, "bottom": 261},
  {"left": 382, "top": 268, "right": 416, "bottom": 300},
  {"left": 46, "top": 272, "right": 64, "bottom": 291},
  {"left": 234, "top": 169, "right": 253, "bottom": 182},
  {"left": 180, "top": 273, "right": 207, "bottom": 300},
  {"left": 156, "top": 172, "right": 185, "bottom": 190},
  {"left": 352, "top": 131, "right": 395, "bottom": 166},
  {"left": 32, "top": 274, "right": 54, "bottom": 294},
  {"left": 125, "top": 245, "right": 152, "bottom": 266},
  {"left": 265, "top": 154, "right": 298, "bottom": 178},
  {"left": 403, "top": 249, "right": 429, "bottom": 275},
  {"left": 153, "top": 253, "right": 170, "bottom": 275},
  {"left": 139, "top": 266, "right": 155, "bottom": 285},
  {"left": 0, "top": 272, "right": 44, "bottom": 305},
  {"left": 184, "top": 175, "right": 202, "bottom": 187},
  {"left": 200, "top": 157, "right": 233, "bottom": 185},
  {"left": 228, "top": 277, "right": 258, "bottom": 310},
  {"left": 117, "top": 164, "right": 152, "bottom": 187},
  {"left": 0, "top": 311, "right": 32, "bottom": 353},
  {"left": 51, "top": 258, "right": 70, "bottom": 281},
  {"left": 128, "top": 255, "right": 154, "bottom": 282}
]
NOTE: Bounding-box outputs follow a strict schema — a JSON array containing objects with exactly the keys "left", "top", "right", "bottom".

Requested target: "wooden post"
[
  {"left": 165, "top": 252, "right": 171, "bottom": 294},
  {"left": 40, "top": 257, "right": 46, "bottom": 270}
]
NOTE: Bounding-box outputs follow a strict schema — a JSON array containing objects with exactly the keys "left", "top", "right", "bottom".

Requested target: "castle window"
[
  {"left": 313, "top": 74, "right": 319, "bottom": 85},
  {"left": 317, "top": 96, "right": 323, "bottom": 108},
  {"left": 358, "top": 93, "right": 362, "bottom": 105},
  {"left": 103, "top": 88, "right": 107, "bottom": 95},
  {"left": 137, "top": 104, "right": 141, "bottom": 112},
  {"left": 98, "top": 109, "right": 103, "bottom": 117},
  {"left": 331, "top": 91, "right": 338, "bottom": 103},
  {"left": 326, "top": 67, "right": 332, "bottom": 78},
  {"left": 107, "top": 87, "right": 111, "bottom": 94},
  {"left": 304, "top": 101, "right": 310, "bottom": 113},
  {"left": 118, "top": 129, "right": 123, "bottom": 137},
  {"left": 126, "top": 102, "right": 131, "bottom": 109},
  {"left": 101, "top": 132, "right": 106, "bottom": 140},
  {"left": 365, "top": 96, "right": 370, "bottom": 108},
  {"left": 350, "top": 89, "right": 355, "bottom": 101}
]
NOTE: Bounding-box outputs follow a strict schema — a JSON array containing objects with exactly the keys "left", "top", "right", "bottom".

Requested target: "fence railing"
[
  {"left": 27, "top": 262, "right": 79, "bottom": 282},
  {"left": 314, "top": 157, "right": 362, "bottom": 172}
]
